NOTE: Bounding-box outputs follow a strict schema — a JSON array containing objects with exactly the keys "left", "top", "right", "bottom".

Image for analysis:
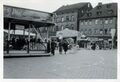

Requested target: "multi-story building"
[
  {"left": 79, "top": 3, "right": 117, "bottom": 48},
  {"left": 50, "top": 2, "right": 93, "bottom": 37}
]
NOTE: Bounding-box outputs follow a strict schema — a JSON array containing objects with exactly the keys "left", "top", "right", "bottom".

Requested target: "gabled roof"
[
  {"left": 80, "top": 3, "right": 117, "bottom": 19},
  {"left": 54, "top": 2, "right": 90, "bottom": 13}
]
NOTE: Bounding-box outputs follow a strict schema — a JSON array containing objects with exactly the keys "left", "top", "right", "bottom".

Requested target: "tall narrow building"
[
  {"left": 79, "top": 3, "right": 117, "bottom": 48},
  {"left": 50, "top": 2, "right": 92, "bottom": 36}
]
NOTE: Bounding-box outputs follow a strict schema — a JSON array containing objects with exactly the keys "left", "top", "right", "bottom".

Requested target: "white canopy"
[
  {"left": 4, "top": 30, "right": 36, "bottom": 36},
  {"left": 56, "top": 28, "right": 78, "bottom": 38}
]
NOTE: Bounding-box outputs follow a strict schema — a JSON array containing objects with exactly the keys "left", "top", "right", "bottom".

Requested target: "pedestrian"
[
  {"left": 51, "top": 40, "right": 56, "bottom": 55},
  {"left": 59, "top": 40, "right": 63, "bottom": 54},
  {"left": 47, "top": 40, "right": 51, "bottom": 53},
  {"left": 62, "top": 40, "right": 68, "bottom": 54},
  {"left": 91, "top": 42, "right": 96, "bottom": 50}
]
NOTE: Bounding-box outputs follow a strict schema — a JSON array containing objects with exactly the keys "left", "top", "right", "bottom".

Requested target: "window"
[
  {"left": 56, "top": 17, "right": 60, "bottom": 22},
  {"left": 52, "top": 27, "right": 55, "bottom": 31},
  {"left": 56, "top": 26, "right": 59, "bottom": 31},
  {"left": 109, "top": 18, "right": 113, "bottom": 23},
  {"left": 61, "top": 25, "right": 64, "bottom": 30},
  {"left": 95, "top": 19, "right": 98, "bottom": 24},
  {"left": 82, "top": 29, "right": 85, "bottom": 34},
  {"left": 96, "top": 29, "right": 99, "bottom": 34},
  {"left": 88, "top": 3, "right": 90, "bottom": 7},
  {"left": 71, "top": 15, "right": 75, "bottom": 21},
  {"left": 65, "top": 24, "right": 69, "bottom": 28},
  {"left": 85, "top": 20, "right": 88, "bottom": 25},
  {"left": 88, "top": 29, "right": 92, "bottom": 34},
  {"left": 94, "top": 29, "right": 98, "bottom": 34},
  {"left": 105, "top": 19, "right": 108, "bottom": 24},
  {"left": 108, "top": 10, "right": 113, "bottom": 14},
  {"left": 80, "top": 29, "right": 84, "bottom": 34},
  {"left": 94, "top": 29, "right": 96, "bottom": 34},
  {"left": 61, "top": 17, "right": 64, "bottom": 22},
  {"left": 104, "top": 29, "right": 108, "bottom": 35},
  {"left": 80, "top": 21, "right": 83, "bottom": 25},
  {"left": 100, "top": 29, "right": 103, "bottom": 34},
  {"left": 66, "top": 16, "right": 69, "bottom": 21},
  {"left": 89, "top": 20, "right": 92, "bottom": 25},
  {"left": 84, "top": 29, "right": 87, "bottom": 34},
  {"left": 100, "top": 19, "right": 103, "bottom": 24}
]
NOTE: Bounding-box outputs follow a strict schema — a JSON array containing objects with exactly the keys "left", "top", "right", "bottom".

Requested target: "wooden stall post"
[
  {"left": 27, "top": 24, "right": 31, "bottom": 53},
  {"left": 7, "top": 22, "right": 11, "bottom": 54}
]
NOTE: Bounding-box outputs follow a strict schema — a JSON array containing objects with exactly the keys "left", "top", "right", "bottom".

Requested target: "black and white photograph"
[{"left": 1, "top": 0, "right": 119, "bottom": 80}]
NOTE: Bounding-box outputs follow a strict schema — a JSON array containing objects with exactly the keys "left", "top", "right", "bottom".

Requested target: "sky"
[{"left": 3, "top": 0, "right": 117, "bottom": 13}]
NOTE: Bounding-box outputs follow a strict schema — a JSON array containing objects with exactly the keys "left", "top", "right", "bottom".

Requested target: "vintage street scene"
[{"left": 3, "top": 0, "right": 117, "bottom": 79}]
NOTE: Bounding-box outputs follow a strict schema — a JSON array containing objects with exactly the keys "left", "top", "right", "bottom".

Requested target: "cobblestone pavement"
[{"left": 4, "top": 48, "right": 117, "bottom": 79}]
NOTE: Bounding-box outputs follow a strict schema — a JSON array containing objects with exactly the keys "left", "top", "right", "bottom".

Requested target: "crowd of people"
[
  {"left": 4, "top": 37, "right": 46, "bottom": 50},
  {"left": 47, "top": 39, "right": 69, "bottom": 56},
  {"left": 4, "top": 36, "right": 114, "bottom": 55},
  {"left": 5, "top": 37, "right": 28, "bottom": 50},
  {"left": 77, "top": 40, "right": 113, "bottom": 50},
  {"left": 46, "top": 39, "right": 112, "bottom": 56}
]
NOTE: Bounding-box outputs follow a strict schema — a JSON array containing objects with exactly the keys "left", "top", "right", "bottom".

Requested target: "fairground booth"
[{"left": 4, "top": 5, "right": 55, "bottom": 57}]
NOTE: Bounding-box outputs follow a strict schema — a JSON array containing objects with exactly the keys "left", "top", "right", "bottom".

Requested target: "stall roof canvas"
[{"left": 56, "top": 28, "right": 78, "bottom": 37}]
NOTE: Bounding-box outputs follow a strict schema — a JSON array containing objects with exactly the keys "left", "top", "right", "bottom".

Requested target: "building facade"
[
  {"left": 50, "top": 3, "right": 93, "bottom": 36},
  {"left": 79, "top": 3, "right": 117, "bottom": 48}
]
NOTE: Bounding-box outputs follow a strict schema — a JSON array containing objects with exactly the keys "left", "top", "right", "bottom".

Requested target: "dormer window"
[
  {"left": 88, "top": 3, "right": 90, "bottom": 7},
  {"left": 106, "top": 4, "right": 112, "bottom": 8},
  {"left": 87, "top": 12, "right": 92, "bottom": 17},
  {"left": 96, "top": 11, "right": 102, "bottom": 15},
  {"left": 97, "top": 6, "right": 102, "bottom": 9}
]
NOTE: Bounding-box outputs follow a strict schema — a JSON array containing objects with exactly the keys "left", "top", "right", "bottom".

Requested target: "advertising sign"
[{"left": 4, "top": 5, "right": 52, "bottom": 22}]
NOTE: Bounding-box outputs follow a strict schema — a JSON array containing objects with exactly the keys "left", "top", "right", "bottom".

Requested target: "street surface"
[{"left": 4, "top": 48, "right": 117, "bottom": 79}]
